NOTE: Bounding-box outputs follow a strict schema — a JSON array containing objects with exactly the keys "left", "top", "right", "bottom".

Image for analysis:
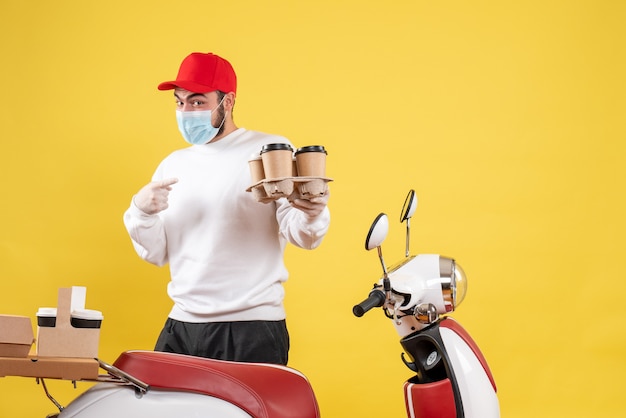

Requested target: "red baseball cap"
[{"left": 157, "top": 52, "right": 237, "bottom": 94}]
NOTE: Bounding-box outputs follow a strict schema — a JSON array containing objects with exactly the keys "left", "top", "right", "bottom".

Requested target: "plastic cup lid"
[
  {"left": 261, "top": 143, "right": 293, "bottom": 153},
  {"left": 36, "top": 307, "right": 57, "bottom": 317},
  {"left": 295, "top": 145, "right": 327, "bottom": 155},
  {"left": 71, "top": 309, "right": 104, "bottom": 320}
]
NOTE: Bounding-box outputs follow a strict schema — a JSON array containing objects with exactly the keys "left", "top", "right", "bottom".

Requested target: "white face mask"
[{"left": 175, "top": 96, "right": 226, "bottom": 145}]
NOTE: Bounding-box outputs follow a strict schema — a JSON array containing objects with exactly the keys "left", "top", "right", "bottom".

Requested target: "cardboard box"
[
  {"left": 0, "top": 315, "right": 34, "bottom": 358},
  {"left": 0, "top": 356, "right": 99, "bottom": 380},
  {"left": 36, "top": 287, "right": 102, "bottom": 358}
]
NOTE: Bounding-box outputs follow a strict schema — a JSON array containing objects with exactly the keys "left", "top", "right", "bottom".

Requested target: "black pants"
[{"left": 155, "top": 318, "right": 290, "bottom": 365}]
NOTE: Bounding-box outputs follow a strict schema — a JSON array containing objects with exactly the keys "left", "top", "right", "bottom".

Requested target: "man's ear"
[{"left": 224, "top": 92, "right": 236, "bottom": 111}]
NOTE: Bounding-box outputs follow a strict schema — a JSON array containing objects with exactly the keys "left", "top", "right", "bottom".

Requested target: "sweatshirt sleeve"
[
  {"left": 123, "top": 199, "right": 169, "bottom": 267},
  {"left": 275, "top": 200, "right": 331, "bottom": 249}
]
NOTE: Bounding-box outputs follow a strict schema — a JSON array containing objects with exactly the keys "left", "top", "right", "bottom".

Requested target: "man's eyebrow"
[{"left": 174, "top": 92, "right": 208, "bottom": 101}]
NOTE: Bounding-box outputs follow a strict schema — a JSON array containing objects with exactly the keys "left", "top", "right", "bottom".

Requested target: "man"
[{"left": 123, "top": 52, "right": 330, "bottom": 365}]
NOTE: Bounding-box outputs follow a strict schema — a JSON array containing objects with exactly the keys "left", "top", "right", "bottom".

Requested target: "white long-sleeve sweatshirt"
[{"left": 123, "top": 128, "right": 330, "bottom": 323}]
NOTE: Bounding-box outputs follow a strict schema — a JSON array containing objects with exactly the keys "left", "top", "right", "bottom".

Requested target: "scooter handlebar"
[{"left": 353, "top": 289, "right": 386, "bottom": 317}]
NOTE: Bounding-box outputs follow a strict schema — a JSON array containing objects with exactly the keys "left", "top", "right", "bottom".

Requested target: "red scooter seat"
[{"left": 112, "top": 350, "right": 320, "bottom": 418}]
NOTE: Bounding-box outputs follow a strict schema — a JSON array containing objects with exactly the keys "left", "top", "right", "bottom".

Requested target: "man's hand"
[
  {"left": 290, "top": 191, "right": 330, "bottom": 220},
  {"left": 133, "top": 178, "right": 179, "bottom": 215}
]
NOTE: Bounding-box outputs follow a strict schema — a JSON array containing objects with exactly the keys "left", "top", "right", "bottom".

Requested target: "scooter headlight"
[
  {"left": 440, "top": 257, "right": 468, "bottom": 312},
  {"left": 452, "top": 261, "right": 468, "bottom": 309}
]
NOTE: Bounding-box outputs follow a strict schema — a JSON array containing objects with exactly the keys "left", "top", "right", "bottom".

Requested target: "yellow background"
[{"left": 1, "top": 0, "right": 624, "bottom": 416}]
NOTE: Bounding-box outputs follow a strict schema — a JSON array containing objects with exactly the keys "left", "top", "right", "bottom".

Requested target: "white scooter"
[
  {"left": 353, "top": 189, "right": 500, "bottom": 418},
  {"left": 41, "top": 190, "right": 498, "bottom": 418}
]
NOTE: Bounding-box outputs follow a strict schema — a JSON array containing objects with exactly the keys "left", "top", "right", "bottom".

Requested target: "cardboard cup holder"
[
  {"left": 263, "top": 177, "right": 295, "bottom": 199},
  {"left": 247, "top": 144, "right": 332, "bottom": 203},
  {"left": 247, "top": 177, "right": 332, "bottom": 203},
  {"left": 36, "top": 286, "right": 103, "bottom": 358}
]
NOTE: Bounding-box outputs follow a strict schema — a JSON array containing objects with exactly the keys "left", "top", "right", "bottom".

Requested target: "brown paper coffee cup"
[
  {"left": 295, "top": 145, "right": 327, "bottom": 177},
  {"left": 261, "top": 143, "right": 294, "bottom": 179},
  {"left": 248, "top": 155, "right": 265, "bottom": 183}
]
